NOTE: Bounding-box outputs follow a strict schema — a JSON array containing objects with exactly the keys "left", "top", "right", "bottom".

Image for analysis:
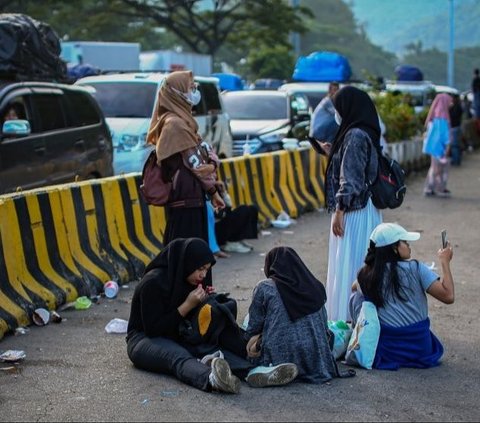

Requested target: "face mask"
[
  {"left": 187, "top": 89, "right": 202, "bottom": 106},
  {"left": 334, "top": 111, "right": 342, "bottom": 126},
  {"left": 170, "top": 85, "right": 201, "bottom": 106}
]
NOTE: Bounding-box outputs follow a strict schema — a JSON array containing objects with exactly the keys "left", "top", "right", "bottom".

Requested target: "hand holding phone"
[{"left": 441, "top": 230, "right": 448, "bottom": 249}]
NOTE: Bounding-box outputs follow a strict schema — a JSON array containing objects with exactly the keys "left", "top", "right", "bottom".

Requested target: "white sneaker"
[
  {"left": 222, "top": 241, "right": 251, "bottom": 253},
  {"left": 209, "top": 357, "right": 241, "bottom": 394},
  {"left": 240, "top": 240, "right": 254, "bottom": 250},
  {"left": 246, "top": 363, "right": 298, "bottom": 388},
  {"left": 200, "top": 350, "right": 224, "bottom": 366}
]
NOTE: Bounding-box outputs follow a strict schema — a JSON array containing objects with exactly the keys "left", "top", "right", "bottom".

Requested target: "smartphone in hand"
[{"left": 441, "top": 230, "right": 448, "bottom": 248}]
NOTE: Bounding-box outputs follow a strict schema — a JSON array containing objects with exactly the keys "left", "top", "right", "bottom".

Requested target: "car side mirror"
[{"left": 2, "top": 120, "right": 31, "bottom": 137}]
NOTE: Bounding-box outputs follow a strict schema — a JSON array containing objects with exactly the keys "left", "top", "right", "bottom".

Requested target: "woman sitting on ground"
[
  {"left": 349, "top": 222, "right": 455, "bottom": 370},
  {"left": 214, "top": 180, "right": 259, "bottom": 254},
  {"left": 245, "top": 246, "right": 344, "bottom": 384}
]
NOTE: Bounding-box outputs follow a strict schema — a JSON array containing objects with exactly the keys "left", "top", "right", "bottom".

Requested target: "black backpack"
[{"left": 367, "top": 143, "right": 407, "bottom": 210}]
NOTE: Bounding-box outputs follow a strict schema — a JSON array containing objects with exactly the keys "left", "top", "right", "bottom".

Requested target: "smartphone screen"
[{"left": 441, "top": 230, "right": 448, "bottom": 248}]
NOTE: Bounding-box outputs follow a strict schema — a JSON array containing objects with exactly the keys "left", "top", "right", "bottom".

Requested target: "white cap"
[{"left": 370, "top": 223, "right": 420, "bottom": 247}]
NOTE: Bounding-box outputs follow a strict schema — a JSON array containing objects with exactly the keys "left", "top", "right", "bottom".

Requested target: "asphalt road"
[{"left": 1, "top": 151, "right": 480, "bottom": 422}]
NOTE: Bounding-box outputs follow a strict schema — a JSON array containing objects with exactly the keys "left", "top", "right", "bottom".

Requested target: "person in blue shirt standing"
[{"left": 423, "top": 93, "right": 453, "bottom": 197}]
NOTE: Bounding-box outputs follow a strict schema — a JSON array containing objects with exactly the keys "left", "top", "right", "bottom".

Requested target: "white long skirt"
[{"left": 325, "top": 199, "right": 382, "bottom": 321}]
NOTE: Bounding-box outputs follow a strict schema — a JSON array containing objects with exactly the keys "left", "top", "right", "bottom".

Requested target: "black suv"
[{"left": 0, "top": 81, "right": 114, "bottom": 194}]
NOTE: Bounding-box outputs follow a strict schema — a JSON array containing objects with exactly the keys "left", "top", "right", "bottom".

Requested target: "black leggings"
[{"left": 127, "top": 330, "right": 253, "bottom": 392}]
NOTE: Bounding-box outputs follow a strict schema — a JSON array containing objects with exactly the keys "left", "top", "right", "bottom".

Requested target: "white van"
[
  {"left": 75, "top": 72, "right": 232, "bottom": 174},
  {"left": 384, "top": 80, "right": 436, "bottom": 114}
]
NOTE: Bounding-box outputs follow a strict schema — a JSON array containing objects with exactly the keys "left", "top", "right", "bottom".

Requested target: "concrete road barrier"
[
  {"left": 0, "top": 141, "right": 429, "bottom": 339},
  {"left": 0, "top": 175, "right": 165, "bottom": 339}
]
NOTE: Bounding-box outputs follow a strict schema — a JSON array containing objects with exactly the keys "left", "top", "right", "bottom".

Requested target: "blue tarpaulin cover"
[
  {"left": 395, "top": 65, "right": 424, "bottom": 82},
  {"left": 67, "top": 63, "right": 100, "bottom": 80},
  {"left": 211, "top": 73, "right": 244, "bottom": 91},
  {"left": 292, "top": 51, "right": 351, "bottom": 82}
]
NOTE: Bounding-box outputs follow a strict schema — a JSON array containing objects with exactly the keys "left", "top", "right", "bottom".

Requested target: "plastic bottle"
[
  {"left": 242, "top": 135, "right": 251, "bottom": 156},
  {"left": 104, "top": 281, "right": 119, "bottom": 299}
]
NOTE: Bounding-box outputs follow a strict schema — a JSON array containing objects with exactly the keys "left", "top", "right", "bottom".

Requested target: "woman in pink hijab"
[{"left": 422, "top": 93, "right": 453, "bottom": 197}]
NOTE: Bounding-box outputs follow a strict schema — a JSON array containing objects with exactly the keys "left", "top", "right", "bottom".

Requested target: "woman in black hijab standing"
[
  {"left": 245, "top": 246, "right": 339, "bottom": 384},
  {"left": 324, "top": 86, "right": 383, "bottom": 322}
]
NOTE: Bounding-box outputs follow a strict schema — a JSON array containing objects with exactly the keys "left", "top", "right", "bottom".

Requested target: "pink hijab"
[{"left": 425, "top": 93, "right": 452, "bottom": 128}]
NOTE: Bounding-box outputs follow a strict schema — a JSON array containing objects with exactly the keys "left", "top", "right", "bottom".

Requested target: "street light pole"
[
  {"left": 290, "top": 0, "right": 301, "bottom": 58},
  {"left": 447, "top": 0, "right": 455, "bottom": 87}
]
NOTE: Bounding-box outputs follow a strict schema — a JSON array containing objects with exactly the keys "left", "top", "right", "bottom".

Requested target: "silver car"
[{"left": 76, "top": 72, "right": 233, "bottom": 174}]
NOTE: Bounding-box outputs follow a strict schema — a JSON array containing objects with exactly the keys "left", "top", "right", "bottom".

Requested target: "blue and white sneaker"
[{"left": 246, "top": 363, "right": 298, "bottom": 388}]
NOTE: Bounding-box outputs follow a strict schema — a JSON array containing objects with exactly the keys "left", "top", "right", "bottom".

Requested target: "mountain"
[{"left": 349, "top": 0, "right": 480, "bottom": 56}]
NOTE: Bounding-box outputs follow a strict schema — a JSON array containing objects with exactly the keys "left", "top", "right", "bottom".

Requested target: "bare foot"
[{"left": 214, "top": 251, "right": 230, "bottom": 259}]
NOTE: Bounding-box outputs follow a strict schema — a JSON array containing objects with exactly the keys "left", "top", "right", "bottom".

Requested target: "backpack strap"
[{"left": 365, "top": 137, "right": 382, "bottom": 186}]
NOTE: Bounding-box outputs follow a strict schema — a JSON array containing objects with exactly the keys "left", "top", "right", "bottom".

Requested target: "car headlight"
[{"left": 259, "top": 128, "right": 289, "bottom": 144}]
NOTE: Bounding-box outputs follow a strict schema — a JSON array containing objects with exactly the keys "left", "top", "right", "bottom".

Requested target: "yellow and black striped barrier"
[
  {"left": 0, "top": 146, "right": 329, "bottom": 339},
  {"left": 0, "top": 175, "right": 167, "bottom": 339},
  {"left": 218, "top": 147, "right": 327, "bottom": 224}
]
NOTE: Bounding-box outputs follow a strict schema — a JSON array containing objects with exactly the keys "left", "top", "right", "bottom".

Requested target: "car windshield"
[
  {"left": 82, "top": 82, "right": 158, "bottom": 118},
  {"left": 223, "top": 94, "right": 287, "bottom": 120},
  {"left": 304, "top": 92, "right": 327, "bottom": 109}
]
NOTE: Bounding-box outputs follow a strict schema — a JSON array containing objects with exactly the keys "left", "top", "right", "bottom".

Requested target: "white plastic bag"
[
  {"left": 345, "top": 301, "right": 380, "bottom": 369},
  {"left": 105, "top": 318, "right": 128, "bottom": 334}
]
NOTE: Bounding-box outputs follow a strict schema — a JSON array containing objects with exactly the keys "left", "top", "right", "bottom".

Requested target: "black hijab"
[
  {"left": 264, "top": 246, "right": 327, "bottom": 322},
  {"left": 144, "top": 237, "right": 216, "bottom": 308},
  {"left": 326, "top": 85, "right": 381, "bottom": 176}
]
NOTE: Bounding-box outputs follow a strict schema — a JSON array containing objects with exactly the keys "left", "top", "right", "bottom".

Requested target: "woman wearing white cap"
[{"left": 349, "top": 222, "right": 455, "bottom": 370}]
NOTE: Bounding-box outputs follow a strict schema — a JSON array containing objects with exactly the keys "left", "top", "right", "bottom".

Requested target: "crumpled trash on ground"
[
  {"left": 105, "top": 318, "right": 128, "bottom": 334},
  {"left": 74, "top": 296, "right": 92, "bottom": 310},
  {"left": 32, "top": 308, "right": 50, "bottom": 326},
  {"left": 271, "top": 210, "right": 296, "bottom": 229},
  {"left": 0, "top": 350, "right": 26, "bottom": 362},
  {"left": 15, "top": 327, "right": 29, "bottom": 336}
]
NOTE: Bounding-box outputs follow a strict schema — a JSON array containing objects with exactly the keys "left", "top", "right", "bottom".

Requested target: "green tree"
[
  {"left": 116, "top": 0, "right": 311, "bottom": 62},
  {"left": 247, "top": 45, "right": 295, "bottom": 80}
]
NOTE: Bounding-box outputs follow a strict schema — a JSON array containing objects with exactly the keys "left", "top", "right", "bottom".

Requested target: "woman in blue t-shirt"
[{"left": 349, "top": 222, "right": 455, "bottom": 370}]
